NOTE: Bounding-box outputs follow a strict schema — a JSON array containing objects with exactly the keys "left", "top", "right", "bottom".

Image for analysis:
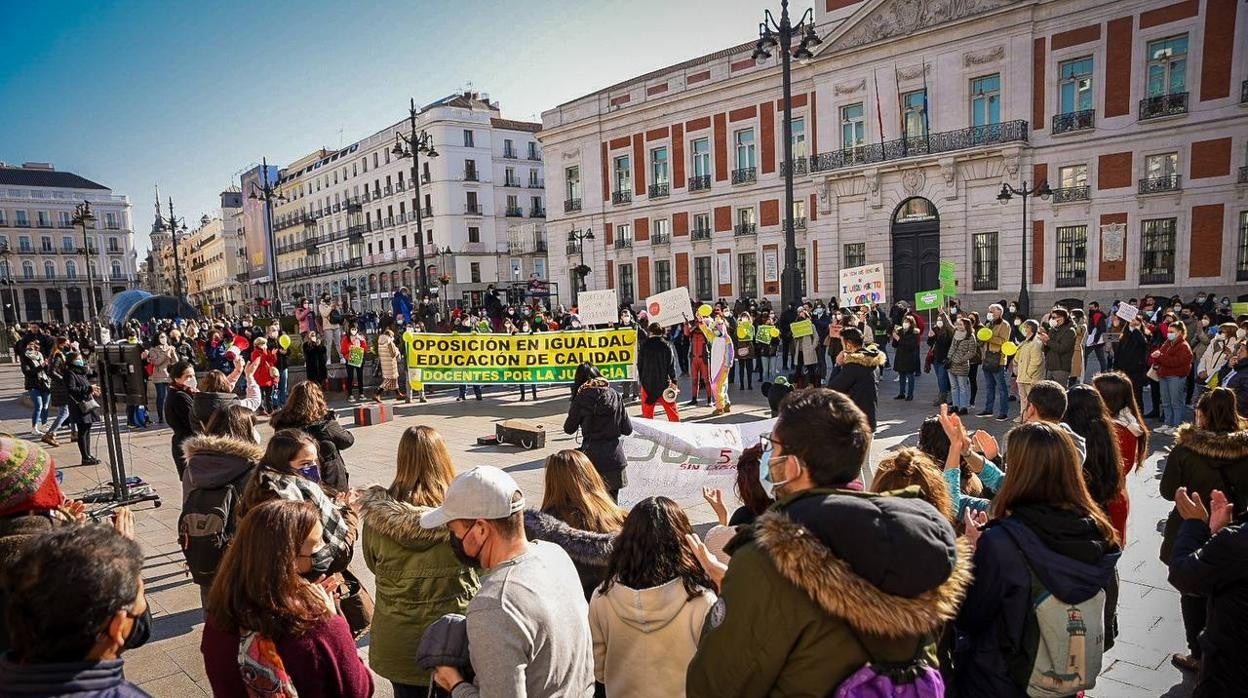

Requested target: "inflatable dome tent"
[{"left": 106, "top": 290, "right": 202, "bottom": 328}]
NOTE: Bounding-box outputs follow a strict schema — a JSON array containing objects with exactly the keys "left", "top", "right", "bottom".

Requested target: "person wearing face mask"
[
  {"left": 976, "top": 304, "right": 1012, "bottom": 420},
  {"left": 826, "top": 327, "right": 885, "bottom": 429},
  {"left": 926, "top": 312, "right": 954, "bottom": 407},
  {"left": 616, "top": 309, "right": 642, "bottom": 403},
  {"left": 62, "top": 351, "right": 102, "bottom": 466},
  {"left": 295, "top": 297, "right": 316, "bottom": 334},
  {"left": 202, "top": 499, "right": 373, "bottom": 698},
  {"left": 165, "top": 361, "right": 198, "bottom": 477},
  {"left": 1219, "top": 339, "right": 1248, "bottom": 416},
  {"left": 1012, "top": 319, "right": 1046, "bottom": 423},
  {"left": 420, "top": 466, "right": 595, "bottom": 697},
  {"left": 144, "top": 333, "right": 177, "bottom": 425},
  {"left": 686, "top": 389, "right": 971, "bottom": 695},
  {"left": 890, "top": 313, "right": 922, "bottom": 400},
  {"left": 340, "top": 325, "right": 368, "bottom": 402},
  {"left": 0, "top": 514, "right": 154, "bottom": 698},
  {"left": 302, "top": 330, "right": 329, "bottom": 391},
  {"left": 1040, "top": 307, "right": 1076, "bottom": 386},
  {"left": 249, "top": 336, "right": 279, "bottom": 415},
  {"left": 946, "top": 317, "right": 979, "bottom": 415},
  {"left": 1152, "top": 321, "right": 1195, "bottom": 432}
]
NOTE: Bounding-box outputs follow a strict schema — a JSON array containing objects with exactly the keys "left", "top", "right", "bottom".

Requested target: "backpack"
[
  {"left": 1004, "top": 531, "right": 1105, "bottom": 697},
  {"left": 330, "top": 309, "right": 344, "bottom": 325},
  {"left": 178, "top": 480, "right": 243, "bottom": 585},
  {"left": 835, "top": 633, "right": 944, "bottom": 698}
]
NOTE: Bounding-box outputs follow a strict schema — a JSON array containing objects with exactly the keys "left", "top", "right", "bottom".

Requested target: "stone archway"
[{"left": 890, "top": 197, "right": 940, "bottom": 306}]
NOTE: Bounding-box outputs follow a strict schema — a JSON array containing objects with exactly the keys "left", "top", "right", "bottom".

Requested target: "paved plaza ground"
[{"left": 0, "top": 363, "right": 1195, "bottom": 697}]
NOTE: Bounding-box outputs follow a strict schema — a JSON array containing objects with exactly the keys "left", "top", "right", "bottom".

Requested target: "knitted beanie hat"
[{"left": 0, "top": 437, "right": 56, "bottom": 515}]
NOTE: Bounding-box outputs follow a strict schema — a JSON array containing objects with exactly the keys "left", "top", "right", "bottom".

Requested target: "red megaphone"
[{"left": 224, "top": 333, "right": 250, "bottom": 359}]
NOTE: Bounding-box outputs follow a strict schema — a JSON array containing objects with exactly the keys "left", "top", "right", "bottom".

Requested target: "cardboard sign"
[
  {"left": 645, "top": 286, "right": 694, "bottom": 327},
  {"left": 790, "top": 319, "right": 814, "bottom": 338},
  {"left": 1115, "top": 302, "right": 1139, "bottom": 323},
  {"left": 839, "top": 263, "right": 887, "bottom": 307},
  {"left": 914, "top": 289, "right": 944, "bottom": 311},
  {"left": 576, "top": 289, "right": 619, "bottom": 326}
]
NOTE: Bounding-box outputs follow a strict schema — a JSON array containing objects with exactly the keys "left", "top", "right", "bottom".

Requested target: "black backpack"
[
  {"left": 330, "top": 309, "right": 344, "bottom": 325},
  {"left": 177, "top": 475, "right": 247, "bottom": 585}
]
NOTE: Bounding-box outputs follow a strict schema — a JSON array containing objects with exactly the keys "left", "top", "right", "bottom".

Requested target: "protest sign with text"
[
  {"left": 575, "top": 289, "right": 619, "bottom": 326},
  {"left": 618, "top": 417, "right": 774, "bottom": 508},
  {"left": 645, "top": 286, "right": 694, "bottom": 327},
  {"left": 839, "top": 263, "right": 887, "bottom": 307},
  {"left": 406, "top": 328, "right": 636, "bottom": 384}
]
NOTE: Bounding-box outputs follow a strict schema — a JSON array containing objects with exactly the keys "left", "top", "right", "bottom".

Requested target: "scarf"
[
  {"left": 1114, "top": 407, "right": 1144, "bottom": 437},
  {"left": 169, "top": 382, "right": 197, "bottom": 396},
  {"left": 238, "top": 631, "right": 298, "bottom": 697}
]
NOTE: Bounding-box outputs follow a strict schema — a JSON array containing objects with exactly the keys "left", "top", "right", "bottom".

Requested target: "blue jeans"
[
  {"left": 275, "top": 368, "right": 289, "bottom": 408},
  {"left": 982, "top": 365, "right": 1009, "bottom": 417},
  {"left": 49, "top": 405, "right": 71, "bottom": 433},
  {"left": 951, "top": 374, "right": 971, "bottom": 409},
  {"left": 1161, "top": 376, "right": 1187, "bottom": 427},
  {"left": 934, "top": 362, "right": 951, "bottom": 396},
  {"left": 459, "top": 384, "right": 482, "bottom": 400},
  {"left": 29, "top": 388, "right": 50, "bottom": 429},
  {"left": 154, "top": 382, "right": 169, "bottom": 423},
  {"left": 899, "top": 372, "right": 916, "bottom": 398}
]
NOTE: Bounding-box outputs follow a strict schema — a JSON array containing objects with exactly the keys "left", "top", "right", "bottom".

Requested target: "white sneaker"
[{"left": 1156, "top": 425, "right": 1175, "bottom": 435}]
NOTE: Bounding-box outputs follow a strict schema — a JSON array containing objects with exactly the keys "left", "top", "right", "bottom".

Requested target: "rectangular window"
[
  {"left": 505, "top": 167, "right": 516, "bottom": 186},
  {"left": 619, "top": 263, "right": 635, "bottom": 302},
  {"left": 468, "top": 226, "right": 480, "bottom": 243},
  {"left": 617, "top": 223, "right": 632, "bottom": 244},
  {"left": 1059, "top": 164, "right": 1088, "bottom": 188},
  {"left": 466, "top": 191, "right": 479, "bottom": 210},
  {"left": 61, "top": 236, "right": 72, "bottom": 251},
  {"left": 1055, "top": 225, "right": 1087, "bottom": 288},
  {"left": 738, "top": 253, "right": 757, "bottom": 297},
  {"left": 695, "top": 256, "right": 713, "bottom": 299},
  {"left": 843, "top": 243, "right": 866, "bottom": 268},
  {"left": 795, "top": 248, "right": 808, "bottom": 298},
  {"left": 651, "top": 147, "right": 669, "bottom": 185},
  {"left": 655, "top": 260, "right": 672, "bottom": 292},
  {"left": 463, "top": 129, "right": 475, "bottom": 147},
  {"left": 565, "top": 166, "right": 581, "bottom": 202},
  {"left": 534, "top": 258, "right": 546, "bottom": 279},
  {"left": 841, "top": 103, "right": 866, "bottom": 152},
  {"left": 36, "top": 211, "right": 49, "bottom": 226},
  {"left": 614, "top": 155, "right": 631, "bottom": 193},
  {"left": 504, "top": 138, "right": 515, "bottom": 157},
  {"left": 970, "top": 75, "right": 1000, "bottom": 127},
  {"left": 790, "top": 117, "right": 806, "bottom": 159},
  {"left": 902, "top": 90, "right": 928, "bottom": 139},
  {"left": 470, "top": 262, "right": 481, "bottom": 283},
  {"left": 1059, "top": 58, "right": 1094, "bottom": 113},
  {"left": 693, "top": 213, "right": 711, "bottom": 235},
  {"left": 464, "top": 160, "right": 477, "bottom": 180},
  {"left": 653, "top": 218, "right": 670, "bottom": 242},
  {"left": 1140, "top": 218, "right": 1176, "bottom": 284},
  {"left": 15, "top": 211, "right": 28, "bottom": 226},
  {"left": 734, "top": 129, "right": 756, "bottom": 170},
  {"left": 18, "top": 235, "right": 31, "bottom": 252},
  {"left": 1237, "top": 211, "right": 1248, "bottom": 281},
  {"left": 39, "top": 236, "right": 52, "bottom": 251},
  {"left": 691, "top": 138, "right": 711, "bottom": 178},
  {"left": 1145, "top": 152, "right": 1179, "bottom": 179},
  {"left": 1147, "top": 35, "right": 1188, "bottom": 96},
  {"left": 972, "top": 232, "right": 998, "bottom": 290},
  {"left": 737, "top": 208, "right": 755, "bottom": 227}
]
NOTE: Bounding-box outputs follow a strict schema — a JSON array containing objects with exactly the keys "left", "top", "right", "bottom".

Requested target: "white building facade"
[
  {"left": 0, "top": 162, "right": 139, "bottom": 323},
  {"left": 541, "top": 0, "right": 1248, "bottom": 313},
  {"left": 184, "top": 190, "right": 249, "bottom": 314}
]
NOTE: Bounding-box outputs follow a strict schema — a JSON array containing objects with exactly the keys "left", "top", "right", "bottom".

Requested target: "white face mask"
[
  {"left": 185, "top": 375, "right": 197, "bottom": 390},
  {"left": 1237, "top": 329, "right": 1246, "bottom": 340},
  {"left": 902, "top": 322, "right": 912, "bottom": 330},
  {"left": 1013, "top": 318, "right": 1022, "bottom": 326},
  {"left": 1167, "top": 331, "right": 1179, "bottom": 342},
  {"left": 936, "top": 320, "right": 944, "bottom": 328},
  {"left": 954, "top": 330, "right": 967, "bottom": 340}
]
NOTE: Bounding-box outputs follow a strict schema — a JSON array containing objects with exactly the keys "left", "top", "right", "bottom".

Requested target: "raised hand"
[
  {"left": 702, "top": 487, "right": 729, "bottom": 526},
  {"left": 1208, "top": 489, "right": 1234, "bottom": 535},
  {"left": 685, "top": 533, "right": 727, "bottom": 590}
]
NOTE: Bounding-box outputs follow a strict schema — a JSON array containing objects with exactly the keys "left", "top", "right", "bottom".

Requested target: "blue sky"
[{"left": 0, "top": 0, "right": 813, "bottom": 255}]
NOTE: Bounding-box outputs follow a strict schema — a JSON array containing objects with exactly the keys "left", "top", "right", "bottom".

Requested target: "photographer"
[{"left": 64, "top": 351, "right": 102, "bottom": 466}]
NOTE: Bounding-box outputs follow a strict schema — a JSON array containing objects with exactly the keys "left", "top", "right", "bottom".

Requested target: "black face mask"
[
  {"left": 448, "top": 527, "right": 482, "bottom": 569},
  {"left": 299, "top": 544, "right": 335, "bottom": 581},
  {"left": 123, "top": 605, "right": 151, "bottom": 650}
]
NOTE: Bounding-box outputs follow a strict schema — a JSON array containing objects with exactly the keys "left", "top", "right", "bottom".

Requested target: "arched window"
[
  {"left": 368, "top": 274, "right": 377, "bottom": 293},
  {"left": 892, "top": 197, "right": 938, "bottom": 223},
  {"left": 21, "top": 261, "right": 34, "bottom": 279},
  {"left": 389, "top": 270, "right": 398, "bottom": 289},
  {"left": 66, "top": 260, "right": 77, "bottom": 279},
  {"left": 44, "top": 260, "right": 55, "bottom": 279}
]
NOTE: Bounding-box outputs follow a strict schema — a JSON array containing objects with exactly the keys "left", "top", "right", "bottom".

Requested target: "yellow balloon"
[
  {"left": 1001, "top": 340, "right": 1019, "bottom": 357},
  {"left": 278, "top": 334, "right": 291, "bottom": 350},
  {"left": 403, "top": 328, "right": 416, "bottom": 342},
  {"left": 976, "top": 327, "right": 993, "bottom": 342},
  {"left": 697, "top": 304, "right": 713, "bottom": 317}
]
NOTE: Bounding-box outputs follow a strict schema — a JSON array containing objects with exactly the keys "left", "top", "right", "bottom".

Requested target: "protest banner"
[
  {"left": 790, "top": 319, "right": 814, "bottom": 338},
  {"left": 839, "top": 263, "right": 887, "bottom": 307},
  {"left": 939, "top": 260, "right": 957, "bottom": 297},
  {"left": 575, "top": 288, "right": 619, "bottom": 326},
  {"left": 914, "top": 289, "right": 944, "bottom": 311},
  {"left": 645, "top": 286, "right": 694, "bottom": 327},
  {"left": 405, "top": 328, "right": 636, "bottom": 384},
  {"left": 1115, "top": 302, "right": 1139, "bottom": 322},
  {"left": 618, "top": 417, "right": 774, "bottom": 507}
]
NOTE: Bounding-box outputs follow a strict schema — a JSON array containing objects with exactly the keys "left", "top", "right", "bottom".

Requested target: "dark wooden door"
[{"left": 891, "top": 223, "right": 940, "bottom": 306}]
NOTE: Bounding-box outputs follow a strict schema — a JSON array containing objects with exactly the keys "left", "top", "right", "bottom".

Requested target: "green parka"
[{"left": 359, "top": 486, "right": 479, "bottom": 686}]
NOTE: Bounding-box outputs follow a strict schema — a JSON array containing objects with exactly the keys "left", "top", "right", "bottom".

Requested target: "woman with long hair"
[
  {"left": 165, "top": 360, "right": 198, "bottom": 478},
  {"left": 891, "top": 312, "right": 922, "bottom": 401},
  {"left": 1062, "top": 385, "right": 1126, "bottom": 516},
  {"left": 359, "top": 426, "right": 478, "bottom": 697},
  {"left": 61, "top": 351, "right": 100, "bottom": 466},
  {"left": 954, "top": 422, "right": 1120, "bottom": 695},
  {"left": 870, "top": 447, "right": 956, "bottom": 525},
  {"left": 191, "top": 359, "right": 261, "bottom": 432},
  {"left": 564, "top": 362, "right": 633, "bottom": 500},
  {"left": 201, "top": 499, "right": 373, "bottom": 697},
  {"left": 270, "top": 381, "right": 355, "bottom": 491},
  {"left": 1160, "top": 387, "right": 1248, "bottom": 673},
  {"left": 530, "top": 449, "right": 624, "bottom": 598},
  {"left": 1092, "top": 372, "right": 1149, "bottom": 543},
  {"left": 1153, "top": 320, "right": 1194, "bottom": 432},
  {"left": 589, "top": 497, "right": 717, "bottom": 698}
]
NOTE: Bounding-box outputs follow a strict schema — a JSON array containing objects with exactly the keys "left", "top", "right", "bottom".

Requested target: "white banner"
[
  {"left": 839, "top": 262, "right": 887, "bottom": 307},
  {"left": 644, "top": 286, "right": 693, "bottom": 327},
  {"left": 576, "top": 289, "right": 618, "bottom": 326},
  {"left": 618, "top": 417, "right": 775, "bottom": 508}
]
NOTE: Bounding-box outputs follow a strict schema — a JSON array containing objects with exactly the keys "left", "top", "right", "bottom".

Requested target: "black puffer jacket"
[
  {"left": 165, "top": 385, "right": 196, "bottom": 477},
  {"left": 1169, "top": 519, "right": 1248, "bottom": 698},
  {"left": 826, "top": 346, "right": 886, "bottom": 429},
  {"left": 637, "top": 335, "right": 676, "bottom": 404},
  {"left": 191, "top": 391, "right": 241, "bottom": 432},
  {"left": 270, "top": 410, "right": 354, "bottom": 491},
  {"left": 1113, "top": 327, "right": 1149, "bottom": 377},
  {"left": 525, "top": 508, "right": 615, "bottom": 599},
  {"left": 563, "top": 381, "right": 633, "bottom": 491},
  {"left": 1159, "top": 425, "right": 1248, "bottom": 562}
]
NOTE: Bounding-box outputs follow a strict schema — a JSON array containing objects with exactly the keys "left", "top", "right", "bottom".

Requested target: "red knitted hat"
[{"left": 0, "top": 438, "right": 63, "bottom": 516}]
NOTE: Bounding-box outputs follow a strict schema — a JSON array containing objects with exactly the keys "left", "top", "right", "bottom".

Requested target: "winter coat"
[
  {"left": 826, "top": 346, "right": 885, "bottom": 429},
  {"left": 1042, "top": 321, "right": 1076, "bottom": 373},
  {"left": 1154, "top": 338, "right": 1194, "bottom": 379},
  {"left": 564, "top": 383, "right": 633, "bottom": 491},
  {"left": 0, "top": 656, "right": 151, "bottom": 697},
  {"left": 241, "top": 468, "right": 357, "bottom": 575},
  {"left": 377, "top": 334, "right": 399, "bottom": 381},
  {"left": 148, "top": 344, "right": 177, "bottom": 383},
  {"left": 251, "top": 347, "right": 278, "bottom": 388},
  {"left": 304, "top": 341, "right": 328, "bottom": 383},
  {"left": 526, "top": 509, "right": 616, "bottom": 599},
  {"left": 270, "top": 410, "right": 354, "bottom": 492},
  {"left": 1188, "top": 322, "right": 1213, "bottom": 360},
  {"left": 1071, "top": 323, "right": 1087, "bottom": 378},
  {"left": 359, "top": 486, "right": 479, "bottom": 686},
  {"left": 1222, "top": 357, "right": 1248, "bottom": 416},
  {"left": 928, "top": 327, "right": 953, "bottom": 363},
  {"left": 1159, "top": 425, "right": 1248, "bottom": 562},
  {"left": 637, "top": 335, "right": 677, "bottom": 403},
  {"left": 191, "top": 392, "right": 239, "bottom": 433},
  {"left": 64, "top": 368, "right": 98, "bottom": 426},
  {"left": 0, "top": 512, "right": 70, "bottom": 655},
  {"left": 1197, "top": 334, "right": 1236, "bottom": 379},
  {"left": 319, "top": 301, "right": 340, "bottom": 330},
  {"left": 47, "top": 352, "right": 70, "bottom": 407},
  {"left": 20, "top": 350, "right": 49, "bottom": 392},
  {"left": 1168, "top": 518, "right": 1248, "bottom": 698},
  {"left": 954, "top": 504, "right": 1120, "bottom": 698},
  {"left": 166, "top": 386, "right": 197, "bottom": 477},
  {"left": 947, "top": 336, "right": 978, "bottom": 377},
  {"left": 891, "top": 327, "right": 922, "bottom": 374},
  {"left": 792, "top": 332, "right": 819, "bottom": 368},
  {"left": 295, "top": 304, "right": 316, "bottom": 334},
  {"left": 590, "top": 577, "right": 716, "bottom": 697},
  {"left": 686, "top": 489, "right": 972, "bottom": 697},
  {"left": 1113, "top": 328, "right": 1149, "bottom": 378},
  {"left": 179, "top": 436, "right": 260, "bottom": 582},
  {"left": 391, "top": 292, "right": 413, "bottom": 324},
  {"left": 1013, "top": 336, "right": 1045, "bottom": 384},
  {"left": 979, "top": 320, "right": 1011, "bottom": 371}
]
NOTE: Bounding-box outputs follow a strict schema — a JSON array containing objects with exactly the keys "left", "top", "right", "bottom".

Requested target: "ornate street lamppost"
[
  {"left": 393, "top": 98, "right": 440, "bottom": 298},
  {"left": 997, "top": 180, "right": 1052, "bottom": 319}
]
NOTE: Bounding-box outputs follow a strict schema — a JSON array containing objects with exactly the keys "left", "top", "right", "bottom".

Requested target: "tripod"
[{"left": 82, "top": 350, "right": 161, "bottom": 517}]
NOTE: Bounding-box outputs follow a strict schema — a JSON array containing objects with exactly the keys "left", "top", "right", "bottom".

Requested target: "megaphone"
[{"left": 224, "top": 334, "right": 250, "bottom": 360}]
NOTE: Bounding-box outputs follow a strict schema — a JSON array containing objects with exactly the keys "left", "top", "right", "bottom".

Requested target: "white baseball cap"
[{"left": 419, "top": 466, "right": 526, "bottom": 529}]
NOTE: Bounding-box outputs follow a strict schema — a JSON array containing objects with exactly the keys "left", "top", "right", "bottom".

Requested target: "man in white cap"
[{"left": 421, "top": 466, "right": 594, "bottom": 697}]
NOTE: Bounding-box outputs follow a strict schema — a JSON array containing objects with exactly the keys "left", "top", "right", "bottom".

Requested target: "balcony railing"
[
  {"left": 396, "top": 181, "right": 406, "bottom": 192},
  {"left": 528, "top": 179, "right": 544, "bottom": 189},
  {"left": 1139, "top": 175, "right": 1181, "bottom": 195},
  {"left": 463, "top": 171, "right": 479, "bottom": 182},
  {"left": 1238, "top": 166, "right": 1248, "bottom": 184},
  {"left": 348, "top": 223, "right": 370, "bottom": 238},
  {"left": 1051, "top": 185, "right": 1091, "bottom": 203},
  {"left": 691, "top": 228, "right": 712, "bottom": 241},
  {"left": 504, "top": 178, "right": 521, "bottom": 188},
  {"left": 362, "top": 191, "right": 372, "bottom": 203},
  {"left": 734, "top": 223, "right": 757, "bottom": 237},
  {"left": 564, "top": 198, "right": 582, "bottom": 213},
  {"left": 420, "top": 207, "right": 434, "bottom": 219},
  {"left": 731, "top": 167, "right": 757, "bottom": 185},
  {"left": 528, "top": 151, "right": 541, "bottom": 161},
  {"left": 1140, "top": 267, "right": 1175, "bottom": 286},
  {"left": 780, "top": 158, "right": 808, "bottom": 176},
  {"left": 614, "top": 238, "right": 634, "bottom": 249},
  {"left": 812, "top": 120, "right": 1029, "bottom": 173},
  {"left": 688, "top": 174, "right": 712, "bottom": 192},
  {"left": 1051, "top": 109, "right": 1095, "bottom": 135},
  {"left": 787, "top": 217, "right": 808, "bottom": 231},
  {"left": 464, "top": 204, "right": 483, "bottom": 215},
  {"left": 505, "top": 206, "right": 524, "bottom": 217},
  {"left": 529, "top": 207, "right": 546, "bottom": 218},
  {"left": 648, "top": 182, "right": 671, "bottom": 199},
  {"left": 1139, "top": 92, "right": 1188, "bottom": 121},
  {"left": 612, "top": 190, "right": 632, "bottom": 205},
  {"left": 345, "top": 196, "right": 362, "bottom": 210},
  {"left": 502, "top": 149, "right": 518, "bottom": 159},
  {"left": 651, "top": 232, "right": 671, "bottom": 245}
]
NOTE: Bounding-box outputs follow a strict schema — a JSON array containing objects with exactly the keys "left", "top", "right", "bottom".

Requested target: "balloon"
[
  {"left": 976, "top": 327, "right": 993, "bottom": 342},
  {"left": 697, "top": 304, "right": 713, "bottom": 318},
  {"left": 403, "top": 328, "right": 416, "bottom": 342},
  {"left": 278, "top": 334, "right": 291, "bottom": 350},
  {"left": 1001, "top": 340, "right": 1019, "bottom": 357}
]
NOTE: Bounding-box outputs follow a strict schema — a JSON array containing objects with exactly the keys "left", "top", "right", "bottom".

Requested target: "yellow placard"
[
  {"left": 790, "top": 320, "right": 814, "bottom": 338},
  {"left": 403, "top": 328, "right": 637, "bottom": 384}
]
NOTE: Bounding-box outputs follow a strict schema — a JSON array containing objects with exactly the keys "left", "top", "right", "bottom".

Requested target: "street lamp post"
[
  {"left": 0, "top": 248, "right": 17, "bottom": 324},
  {"left": 155, "top": 197, "right": 189, "bottom": 306},
  {"left": 393, "top": 98, "right": 440, "bottom": 299},
  {"left": 248, "top": 158, "right": 286, "bottom": 313},
  {"left": 996, "top": 180, "right": 1052, "bottom": 319},
  {"left": 753, "top": 0, "right": 821, "bottom": 310},
  {"left": 72, "top": 201, "right": 100, "bottom": 320},
  {"left": 566, "top": 227, "right": 594, "bottom": 300}
]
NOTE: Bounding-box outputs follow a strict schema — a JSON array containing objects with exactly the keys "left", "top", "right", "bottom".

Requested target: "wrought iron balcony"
[
  {"left": 564, "top": 198, "right": 582, "bottom": 213},
  {"left": 348, "top": 223, "right": 369, "bottom": 238},
  {"left": 780, "top": 158, "right": 808, "bottom": 176},
  {"left": 691, "top": 228, "right": 712, "bottom": 241},
  {"left": 731, "top": 167, "right": 757, "bottom": 185},
  {"left": 528, "top": 179, "right": 544, "bottom": 189},
  {"left": 382, "top": 185, "right": 392, "bottom": 196},
  {"left": 304, "top": 237, "right": 321, "bottom": 252},
  {"left": 528, "top": 151, "right": 541, "bottom": 161},
  {"left": 811, "top": 120, "right": 1029, "bottom": 173},
  {"left": 503, "top": 149, "right": 518, "bottom": 159},
  {"left": 345, "top": 196, "right": 362, "bottom": 211},
  {"left": 614, "top": 238, "right": 634, "bottom": 249},
  {"left": 652, "top": 232, "right": 671, "bottom": 245},
  {"left": 529, "top": 207, "right": 546, "bottom": 218},
  {"left": 396, "top": 181, "right": 406, "bottom": 192},
  {"left": 688, "top": 175, "right": 712, "bottom": 192},
  {"left": 734, "top": 223, "right": 757, "bottom": 237},
  {"left": 1139, "top": 92, "right": 1188, "bottom": 121},
  {"left": 505, "top": 206, "right": 524, "bottom": 217},
  {"left": 1140, "top": 267, "right": 1174, "bottom": 285},
  {"left": 1139, "top": 175, "right": 1181, "bottom": 194},
  {"left": 1051, "top": 110, "right": 1095, "bottom": 135},
  {"left": 463, "top": 171, "right": 479, "bottom": 182},
  {"left": 1050, "top": 185, "right": 1091, "bottom": 203},
  {"left": 648, "top": 182, "right": 671, "bottom": 199},
  {"left": 464, "top": 204, "right": 483, "bottom": 215},
  {"left": 1239, "top": 166, "right": 1248, "bottom": 184},
  {"left": 612, "top": 190, "right": 632, "bottom": 205},
  {"left": 504, "top": 178, "right": 521, "bottom": 188},
  {"left": 787, "top": 217, "right": 808, "bottom": 231}
]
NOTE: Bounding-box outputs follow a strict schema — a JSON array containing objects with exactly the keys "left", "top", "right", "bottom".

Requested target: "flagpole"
[
  {"left": 894, "top": 64, "right": 905, "bottom": 155},
  {"left": 921, "top": 62, "right": 930, "bottom": 152},
  {"left": 873, "top": 69, "right": 885, "bottom": 148}
]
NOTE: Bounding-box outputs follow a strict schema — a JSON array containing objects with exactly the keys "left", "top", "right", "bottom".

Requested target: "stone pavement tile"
[
  {"left": 1101, "top": 658, "right": 1192, "bottom": 696},
  {"left": 136, "top": 671, "right": 211, "bottom": 698},
  {"left": 162, "top": 642, "right": 211, "bottom": 684},
  {"left": 122, "top": 647, "right": 183, "bottom": 685},
  {"left": 1105, "top": 638, "right": 1172, "bottom": 671}
]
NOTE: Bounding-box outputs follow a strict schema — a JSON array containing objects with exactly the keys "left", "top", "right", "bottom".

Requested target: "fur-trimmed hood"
[
  {"left": 749, "top": 490, "right": 972, "bottom": 638},
  {"left": 181, "top": 435, "right": 263, "bottom": 490},
  {"left": 1174, "top": 424, "right": 1248, "bottom": 462},
  {"left": 524, "top": 508, "right": 615, "bottom": 566},
  {"left": 841, "top": 345, "right": 886, "bottom": 369},
  {"left": 358, "top": 485, "right": 448, "bottom": 549}
]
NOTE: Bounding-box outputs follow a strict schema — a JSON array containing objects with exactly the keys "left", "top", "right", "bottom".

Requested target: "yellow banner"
[{"left": 404, "top": 329, "right": 637, "bottom": 384}]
